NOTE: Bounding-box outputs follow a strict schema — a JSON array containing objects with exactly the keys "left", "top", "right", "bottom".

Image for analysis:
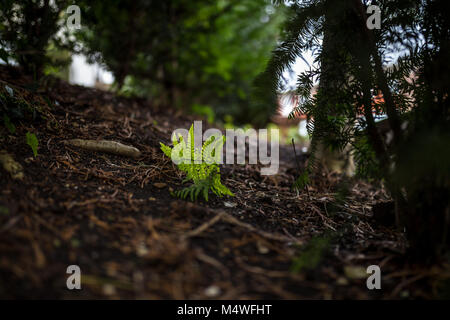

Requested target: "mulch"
[{"left": 0, "top": 66, "right": 448, "bottom": 299}]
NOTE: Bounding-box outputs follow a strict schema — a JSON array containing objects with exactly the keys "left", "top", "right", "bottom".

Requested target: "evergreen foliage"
[
  {"left": 0, "top": 0, "right": 71, "bottom": 75},
  {"left": 260, "top": 0, "right": 449, "bottom": 259}
]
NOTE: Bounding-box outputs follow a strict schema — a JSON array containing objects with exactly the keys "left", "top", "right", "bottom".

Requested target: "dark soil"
[{"left": 0, "top": 66, "right": 448, "bottom": 299}]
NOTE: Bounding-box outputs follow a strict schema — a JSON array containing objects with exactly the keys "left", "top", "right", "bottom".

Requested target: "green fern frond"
[
  {"left": 161, "top": 123, "right": 233, "bottom": 202},
  {"left": 160, "top": 142, "right": 172, "bottom": 158}
]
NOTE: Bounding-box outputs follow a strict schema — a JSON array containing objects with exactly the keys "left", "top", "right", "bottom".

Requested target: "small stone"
[
  {"left": 204, "top": 285, "right": 221, "bottom": 298},
  {"left": 149, "top": 197, "right": 156, "bottom": 201},
  {"left": 154, "top": 183, "right": 167, "bottom": 189},
  {"left": 103, "top": 284, "right": 116, "bottom": 296},
  {"left": 257, "top": 242, "right": 270, "bottom": 254},
  {"left": 136, "top": 243, "right": 149, "bottom": 257},
  {"left": 224, "top": 201, "right": 237, "bottom": 208},
  {"left": 5, "top": 85, "right": 14, "bottom": 97},
  {"left": 344, "top": 266, "right": 367, "bottom": 279},
  {"left": 337, "top": 277, "right": 349, "bottom": 286}
]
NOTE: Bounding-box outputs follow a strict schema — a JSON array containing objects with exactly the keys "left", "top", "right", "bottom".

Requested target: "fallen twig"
[
  {"left": 64, "top": 139, "right": 141, "bottom": 158},
  {"left": 221, "top": 212, "right": 303, "bottom": 245},
  {"left": 183, "top": 211, "right": 226, "bottom": 238}
]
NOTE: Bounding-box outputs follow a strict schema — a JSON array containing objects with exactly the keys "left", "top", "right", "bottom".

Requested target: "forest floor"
[{"left": 0, "top": 66, "right": 448, "bottom": 299}]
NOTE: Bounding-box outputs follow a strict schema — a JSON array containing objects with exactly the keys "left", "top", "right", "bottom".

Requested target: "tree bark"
[{"left": 352, "top": 0, "right": 403, "bottom": 147}]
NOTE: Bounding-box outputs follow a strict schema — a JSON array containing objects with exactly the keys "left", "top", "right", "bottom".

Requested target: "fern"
[{"left": 160, "top": 124, "right": 233, "bottom": 202}]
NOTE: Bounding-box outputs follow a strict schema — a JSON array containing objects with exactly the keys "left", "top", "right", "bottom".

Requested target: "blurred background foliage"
[
  {"left": 1, "top": 0, "right": 286, "bottom": 127},
  {"left": 0, "top": 0, "right": 72, "bottom": 76},
  {"left": 75, "top": 0, "right": 286, "bottom": 127}
]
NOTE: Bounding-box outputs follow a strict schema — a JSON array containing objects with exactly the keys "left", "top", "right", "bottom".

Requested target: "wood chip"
[{"left": 153, "top": 183, "right": 167, "bottom": 189}]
